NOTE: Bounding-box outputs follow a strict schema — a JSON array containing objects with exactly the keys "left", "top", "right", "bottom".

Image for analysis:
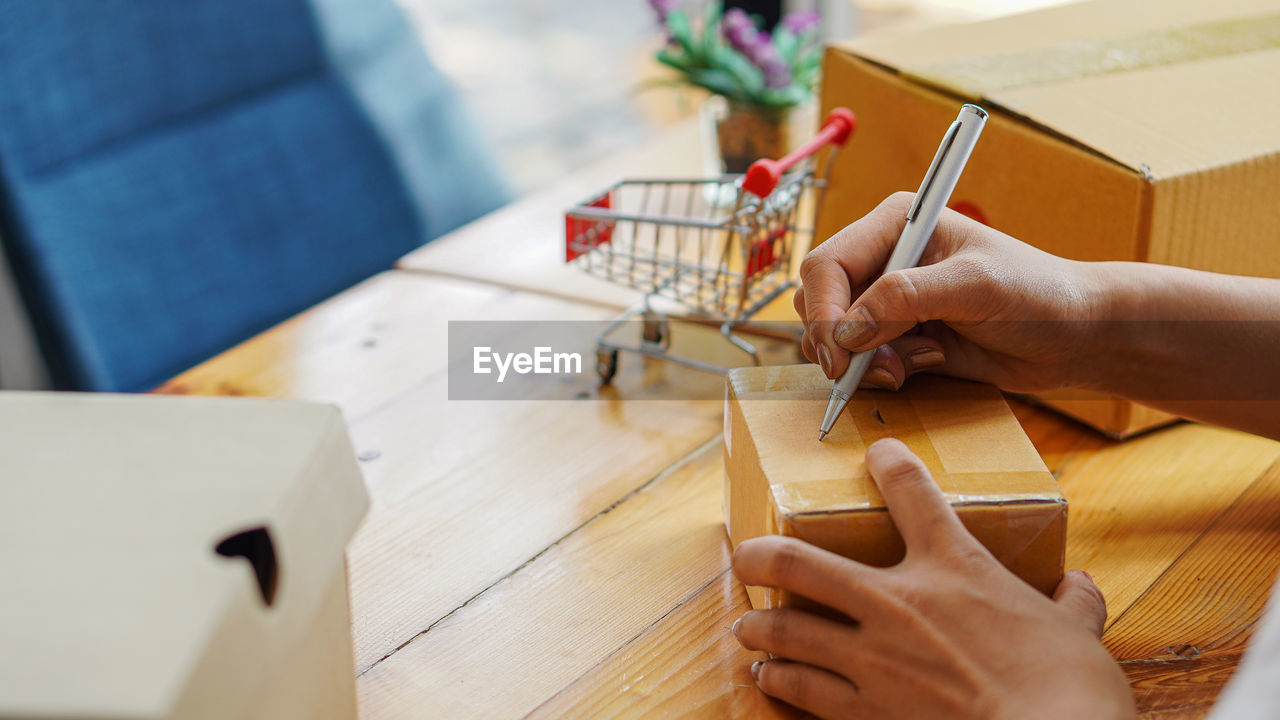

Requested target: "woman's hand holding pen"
[
  {"left": 795, "top": 192, "right": 1103, "bottom": 394},
  {"left": 795, "top": 191, "right": 1280, "bottom": 438}
]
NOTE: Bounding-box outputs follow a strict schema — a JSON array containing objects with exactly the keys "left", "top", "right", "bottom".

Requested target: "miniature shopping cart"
[{"left": 564, "top": 108, "right": 856, "bottom": 383}]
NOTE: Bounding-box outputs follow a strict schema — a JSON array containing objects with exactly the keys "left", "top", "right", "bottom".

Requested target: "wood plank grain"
[
  {"left": 526, "top": 400, "right": 1112, "bottom": 720},
  {"left": 152, "top": 266, "right": 1280, "bottom": 718},
  {"left": 355, "top": 439, "right": 738, "bottom": 719},
  {"left": 526, "top": 568, "right": 799, "bottom": 720},
  {"left": 537, "top": 640, "right": 1241, "bottom": 720},
  {"left": 1121, "top": 654, "right": 1241, "bottom": 720},
  {"left": 154, "top": 272, "right": 611, "bottom": 419},
  {"left": 515, "top": 424, "right": 1278, "bottom": 719},
  {"left": 1105, "top": 459, "right": 1280, "bottom": 662},
  {"left": 345, "top": 393, "right": 722, "bottom": 673},
  {"left": 336, "top": 302, "right": 799, "bottom": 674},
  {"left": 1052, "top": 423, "right": 1280, "bottom": 626},
  {"left": 153, "top": 270, "right": 802, "bottom": 674}
]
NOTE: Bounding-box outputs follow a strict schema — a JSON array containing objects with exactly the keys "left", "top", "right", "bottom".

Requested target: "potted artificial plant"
[{"left": 649, "top": 1, "right": 822, "bottom": 172}]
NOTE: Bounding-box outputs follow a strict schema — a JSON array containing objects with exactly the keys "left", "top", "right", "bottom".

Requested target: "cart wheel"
[
  {"left": 597, "top": 349, "right": 619, "bottom": 385},
  {"left": 642, "top": 311, "right": 669, "bottom": 346}
]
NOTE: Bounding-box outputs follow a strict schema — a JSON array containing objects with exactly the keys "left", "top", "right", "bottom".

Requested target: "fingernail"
[
  {"left": 908, "top": 348, "right": 945, "bottom": 370},
  {"left": 731, "top": 618, "right": 742, "bottom": 640},
  {"left": 816, "top": 343, "right": 833, "bottom": 376},
  {"left": 834, "top": 307, "right": 876, "bottom": 349},
  {"left": 750, "top": 660, "right": 763, "bottom": 681},
  {"left": 1079, "top": 570, "right": 1094, "bottom": 583},
  {"left": 865, "top": 367, "right": 897, "bottom": 390}
]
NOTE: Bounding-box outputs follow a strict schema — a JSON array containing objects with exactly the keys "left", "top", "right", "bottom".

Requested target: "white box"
[{"left": 0, "top": 392, "right": 369, "bottom": 719}]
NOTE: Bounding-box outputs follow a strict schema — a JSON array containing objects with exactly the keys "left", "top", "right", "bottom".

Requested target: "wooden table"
[{"left": 159, "top": 118, "right": 1280, "bottom": 718}]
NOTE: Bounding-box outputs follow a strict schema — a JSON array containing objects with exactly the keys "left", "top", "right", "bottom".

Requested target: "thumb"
[
  {"left": 832, "top": 255, "right": 988, "bottom": 353},
  {"left": 1053, "top": 570, "right": 1107, "bottom": 638}
]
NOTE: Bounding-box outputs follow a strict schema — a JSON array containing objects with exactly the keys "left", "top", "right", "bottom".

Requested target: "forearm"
[{"left": 1077, "top": 262, "right": 1280, "bottom": 439}]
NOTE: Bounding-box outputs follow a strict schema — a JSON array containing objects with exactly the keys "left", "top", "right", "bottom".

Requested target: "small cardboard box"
[
  {"left": 0, "top": 393, "right": 368, "bottom": 720},
  {"left": 815, "top": 0, "right": 1280, "bottom": 437},
  {"left": 724, "top": 365, "right": 1065, "bottom": 610}
]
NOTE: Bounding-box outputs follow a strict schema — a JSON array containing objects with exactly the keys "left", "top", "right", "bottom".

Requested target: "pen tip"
[{"left": 817, "top": 430, "right": 828, "bottom": 442}]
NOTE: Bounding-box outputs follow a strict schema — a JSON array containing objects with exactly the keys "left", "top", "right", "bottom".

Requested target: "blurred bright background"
[{"left": 396, "top": 0, "right": 1074, "bottom": 193}]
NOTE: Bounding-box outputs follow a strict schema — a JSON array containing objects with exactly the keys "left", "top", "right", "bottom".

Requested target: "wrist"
[
  {"left": 1067, "top": 261, "right": 1219, "bottom": 400},
  {"left": 1060, "top": 261, "right": 1124, "bottom": 391},
  {"left": 1054, "top": 258, "right": 1172, "bottom": 394}
]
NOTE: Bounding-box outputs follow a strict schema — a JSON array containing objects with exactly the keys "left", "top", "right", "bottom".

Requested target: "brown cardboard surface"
[
  {"left": 816, "top": 0, "right": 1280, "bottom": 436},
  {"left": 0, "top": 393, "right": 367, "bottom": 720},
  {"left": 817, "top": 49, "right": 1150, "bottom": 264},
  {"left": 1030, "top": 389, "right": 1177, "bottom": 440},
  {"left": 724, "top": 365, "right": 1065, "bottom": 609},
  {"left": 845, "top": 0, "right": 1278, "bottom": 72}
]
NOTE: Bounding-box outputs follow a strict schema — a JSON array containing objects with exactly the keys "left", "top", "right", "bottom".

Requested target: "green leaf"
[
  {"left": 634, "top": 76, "right": 695, "bottom": 92},
  {"left": 794, "top": 44, "right": 822, "bottom": 69},
  {"left": 667, "top": 10, "right": 700, "bottom": 62},
  {"left": 708, "top": 44, "right": 765, "bottom": 97},
  {"left": 686, "top": 67, "right": 748, "bottom": 100},
  {"left": 702, "top": 2, "right": 723, "bottom": 50},
  {"left": 656, "top": 47, "right": 692, "bottom": 73},
  {"left": 794, "top": 57, "right": 821, "bottom": 89},
  {"left": 773, "top": 28, "right": 799, "bottom": 66},
  {"left": 758, "top": 84, "right": 809, "bottom": 107}
]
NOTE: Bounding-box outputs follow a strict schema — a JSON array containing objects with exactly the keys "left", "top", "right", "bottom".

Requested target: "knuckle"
[
  {"left": 765, "top": 611, "right": 792, "bottom": 648},
  {"left": 874, "top": 271, "right": 921, "bottom": 320},
  {"left": 800, "top": 334, "right": 817, "bottom": 364},
  {"left": 771, "top": 664, "right": 809, "bottom": 701},
  {"left": 798, "top": 253, "right": 824, "bottom": 282},
  {"left": 764, "top": 539, "right": 804, "bottom": 585},
  {"left": 881, "top": 191, "right": 914, "bottom": 214}
]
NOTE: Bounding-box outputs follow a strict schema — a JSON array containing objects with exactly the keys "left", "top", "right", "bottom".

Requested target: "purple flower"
[
  {"left": 780, "top": 9, "right": 821, "bottom": 35},
  {"left": 723, "top": 8, "right": 793, "bottom": 89},
  {"left": 752, "top": 37, "right": 793, "bottom": 88},
  {"left": 649, "top": 0, "right": 678, "bottom": 23},
  {"left": 721, "top": 8, "right": 760, "bottom": 54}
]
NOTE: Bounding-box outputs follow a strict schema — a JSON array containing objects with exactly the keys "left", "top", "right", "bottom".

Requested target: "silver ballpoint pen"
[{"left": 818, "top": 104, "right": 988, "bottom": 441}]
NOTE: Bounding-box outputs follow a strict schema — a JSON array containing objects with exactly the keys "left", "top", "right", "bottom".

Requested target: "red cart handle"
[{"left": 742, "top": 107, "right": 856, "bottom": 199}]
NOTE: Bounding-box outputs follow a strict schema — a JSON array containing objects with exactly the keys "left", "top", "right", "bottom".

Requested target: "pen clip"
[{"left": 906, "top": 120, "right": 961, "bottom": 223}]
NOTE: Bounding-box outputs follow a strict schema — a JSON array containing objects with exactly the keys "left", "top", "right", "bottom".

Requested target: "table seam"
[
  {"left": 520, "top": 567, "right": 734, "bottom": 720},
  {"left": 355, "top": 433, "right": 724, "bottom": 678},
  {"left": 1103, "top": 455, "right": 1280, "bottom": 639}
]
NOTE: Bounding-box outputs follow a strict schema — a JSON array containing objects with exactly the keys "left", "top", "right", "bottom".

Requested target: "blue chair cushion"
[
  {"left": 313, "top": 0, "right": 513, "bottom": 239},
  {"left": 0, "top": 0, "right": 507, "bottom": 391}
]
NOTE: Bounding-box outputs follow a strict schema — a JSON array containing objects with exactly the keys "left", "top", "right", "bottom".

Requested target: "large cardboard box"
[
  {"left": 0, "top": 393, "right": 368, "bottom": 720},
  {"left": 724, "top": 365, "right": 1065, "bottom": 610},
  {"left": 815, "top": 0, "right": 1280, "bottom": 437}
]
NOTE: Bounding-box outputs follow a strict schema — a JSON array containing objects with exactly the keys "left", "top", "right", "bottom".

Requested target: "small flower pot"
[{"left": 714, "top": 98, "right": 791, "bottom": 173}]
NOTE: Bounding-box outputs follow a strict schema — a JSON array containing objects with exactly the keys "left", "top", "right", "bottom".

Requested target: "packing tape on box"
[
  {"left": 842, "top": 391, "right": 1065, "bottom": 573},
  {"left": 847, "top": 389, "right": 942, "bottom": 472},
  {"left": 909, "top": 12, "right": 1280, "bottom": 96}
]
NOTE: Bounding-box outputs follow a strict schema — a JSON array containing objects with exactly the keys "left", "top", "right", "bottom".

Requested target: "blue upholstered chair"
[{"left": 0, "top": 0, "right": 509, "bottom": 392}]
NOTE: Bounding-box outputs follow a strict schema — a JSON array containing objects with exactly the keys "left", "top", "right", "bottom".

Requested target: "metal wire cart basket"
[{"left": 564, "top": 108, "right": 856, "bottom": 383}]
